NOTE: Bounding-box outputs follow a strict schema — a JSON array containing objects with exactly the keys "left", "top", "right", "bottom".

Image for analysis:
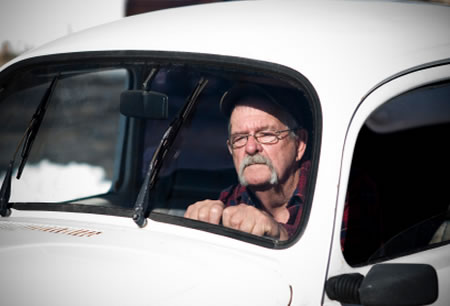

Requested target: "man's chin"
[
  {"left": 241, "top": 176, "right": 274, "bottom": 189},
  {"left": 246, "top": 182, "right": 274, "bottom": 191}
]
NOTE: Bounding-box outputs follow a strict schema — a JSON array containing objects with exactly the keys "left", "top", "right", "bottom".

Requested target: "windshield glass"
[
  {"left": 0, "top": 69, "right": 126, "bottom": 202},
  {"left": 0, "top": 54, "right": 317, "bottom": 244}
]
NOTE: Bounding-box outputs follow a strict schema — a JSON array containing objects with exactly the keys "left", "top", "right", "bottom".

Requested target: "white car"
[{"left": 0, "top": 1, "right": 449, "bottom": 305}]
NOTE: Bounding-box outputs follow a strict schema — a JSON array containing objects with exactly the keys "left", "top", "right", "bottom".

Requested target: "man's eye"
[
  {"left": 256, "top": 132, "right": 277, "bottom": 143},
  {"left": 258, "top": 132, "right": 276, "bottom": 137},
  {"left": 232, "top": 135, "right": 247, "bottom": 144},
  {"left": 257, "top": 132, "right": 276, "bottom": 137}
]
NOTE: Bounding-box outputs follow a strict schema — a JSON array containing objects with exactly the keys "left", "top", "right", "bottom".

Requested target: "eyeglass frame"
[{"left": 228, "top": 128, "right": 299, "bottom": 149}]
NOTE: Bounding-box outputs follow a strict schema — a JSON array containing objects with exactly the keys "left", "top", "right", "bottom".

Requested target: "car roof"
[{"left": 2, "top": 0, "right": 449, "bottom": 112}]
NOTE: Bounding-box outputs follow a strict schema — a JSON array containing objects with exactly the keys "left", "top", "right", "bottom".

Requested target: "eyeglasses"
[{"left": 229, "top": 129, "right": 296, "bottom": 149}]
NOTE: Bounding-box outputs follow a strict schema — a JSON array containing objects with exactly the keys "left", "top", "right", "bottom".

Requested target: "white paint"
[{"left": 0, "top": 1, "right": 449, "bottom": 305}]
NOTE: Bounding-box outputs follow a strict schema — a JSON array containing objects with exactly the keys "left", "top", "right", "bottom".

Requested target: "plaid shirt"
[
  {"left": 219, "top": 160, "right": 311, "bottom": 238},
  {"left": 217, "top": 159, "right": 379, "bottom": 252}
]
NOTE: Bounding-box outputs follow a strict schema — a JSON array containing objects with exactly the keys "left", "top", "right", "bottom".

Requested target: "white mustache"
[{"left": 238, "top": 154, "right": 278, "bottom": 186}]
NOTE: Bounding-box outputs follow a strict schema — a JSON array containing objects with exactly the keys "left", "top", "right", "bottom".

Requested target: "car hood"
[{"left": 0, "top": 211, "right": 291, "bottom": 306}]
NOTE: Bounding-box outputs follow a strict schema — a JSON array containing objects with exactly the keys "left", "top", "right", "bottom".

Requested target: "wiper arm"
[
  {"left": 0, "top": 76, "right": 59, "bottom": 217},
  {"left": 133, "top": 77, "right": 208, "bottom": 227}
]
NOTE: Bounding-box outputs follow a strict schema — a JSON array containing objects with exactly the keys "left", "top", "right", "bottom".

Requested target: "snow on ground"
[{"left": 0, "top": 159, "right": 111, "bottom": 202}]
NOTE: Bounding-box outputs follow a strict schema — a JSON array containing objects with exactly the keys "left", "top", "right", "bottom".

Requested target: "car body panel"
[
  {"left": 325, "top": 63, "right": 450, "bottom": 305},
  {"left": 0, "top": 1, "right": 449, "bottom": 305},
  {"left": 1, "top": 209, "right": 290, "bottom": 306},
  {"left": 4, "top": 1, "right": 449, "bottom": 110}
]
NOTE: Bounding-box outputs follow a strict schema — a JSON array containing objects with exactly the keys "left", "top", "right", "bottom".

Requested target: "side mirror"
[
  {"left": 120, "top": 90, "right": 168, "bottom": 119},
  {"left": 326, "top": 263, "right": 438, "bottom": 305}
]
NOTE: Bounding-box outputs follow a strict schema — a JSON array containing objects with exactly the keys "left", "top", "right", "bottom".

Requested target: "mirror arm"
[{"left": 325, "top": 273, "right": 363, "bottom": 304}]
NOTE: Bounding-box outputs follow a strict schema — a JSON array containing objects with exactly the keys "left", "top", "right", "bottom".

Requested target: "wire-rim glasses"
[{"left": 229, "top": 128, "right": 296, "bottom": 149}]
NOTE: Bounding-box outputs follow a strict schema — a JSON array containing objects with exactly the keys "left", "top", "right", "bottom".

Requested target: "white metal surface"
[
  {"left": 3, "top": 0, "right": 449, "bottom": 112},
  {"left": 326, "top": 64, "right": 450, "bottom": 306},
  {"left": 1, "top": 209, "right": 290, "bottom": 306},
  {"left": 0, "top": 0, "right": 449, "bottom": 305}
]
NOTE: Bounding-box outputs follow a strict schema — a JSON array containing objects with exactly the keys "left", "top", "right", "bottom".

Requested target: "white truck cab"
[{"left": 1, "top": 1, "right": 449, "bottom": 305}]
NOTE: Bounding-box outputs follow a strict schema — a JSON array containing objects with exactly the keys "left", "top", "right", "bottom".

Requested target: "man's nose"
[{"left": 245, "top": 135, "right": 262, "bottom": 155}]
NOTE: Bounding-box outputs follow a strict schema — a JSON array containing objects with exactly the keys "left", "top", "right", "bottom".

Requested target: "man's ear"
[
  {"left": 227, "top": 139, "right": 233, "bottom": 155},
  {"left": 296, "top": 129, "right": 308, "bottom": 162}
]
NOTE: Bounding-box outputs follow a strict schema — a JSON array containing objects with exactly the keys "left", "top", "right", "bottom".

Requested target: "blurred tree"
[{"left": 0, "top": 42, "right": 17, "bottom": 66}]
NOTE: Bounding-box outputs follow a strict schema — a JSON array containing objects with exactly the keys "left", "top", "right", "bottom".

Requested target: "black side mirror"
[
  {"left": 120, "top": 90, "right": 168, "bottom": 120},
  {"left": 326, "top": 263, "right": 438, "bottom": 305}
]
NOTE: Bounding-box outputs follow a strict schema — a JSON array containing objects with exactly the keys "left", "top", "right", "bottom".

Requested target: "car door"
[{"left": 325, "top": 63, "right": 450, "bottom": 306}]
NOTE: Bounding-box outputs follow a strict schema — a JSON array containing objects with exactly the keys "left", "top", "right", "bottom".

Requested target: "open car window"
[
  {"left": 0, "top": 53, "right": 318, "bottom": 246},
  {"left": 342, "top": 81, "right": 450, "bottom": 265}
]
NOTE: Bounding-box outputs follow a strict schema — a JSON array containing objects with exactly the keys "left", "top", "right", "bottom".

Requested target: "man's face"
[{"left": 228, "top": 99, "right": 306, "bottom": 188}]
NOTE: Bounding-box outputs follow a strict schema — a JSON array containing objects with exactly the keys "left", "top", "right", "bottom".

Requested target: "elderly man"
[{"left": 185, "top": 84, "right": 309, "bottom": 241}]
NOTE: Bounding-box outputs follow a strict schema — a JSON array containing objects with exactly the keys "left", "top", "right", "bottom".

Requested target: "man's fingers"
[
  {"left": 187, "top": 202, "right": 289, "bottom": 240},
  {"left": 208, "top": 204, "right": 223, "bottom": 224},
  {"left": 238, "top": 212, "right": 256, "bottom": 234},
  {"left": 184, "top": 205, "right": 197, "bottom": 220},
  {"left": 222, "top": 206, "right": 234, "bottom": 228},
  {"left": 222, "top": 205, "right": 244, "bottom": 229},
  {"left": 197, "top": 205, "right": 210, "bottom": 222},
  {"left": 230, "top": 212, "right": 242, "bottom": 229},
  {"left": 184, "top": 200, "right": 224, "bottom": 225},
  {"left": 223, "top": 204, "right": 287, "bottom": 240},
  {"left": 251, "top": 220, "right": 267, "bottom": 237},
  {"left": 223, "top": 204, "right": 256, "bottom": 233}
]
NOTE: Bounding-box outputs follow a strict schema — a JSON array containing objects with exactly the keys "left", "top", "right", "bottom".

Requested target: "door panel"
[{"left": 325, "top": 64, "right": 450, "bottom": 306}]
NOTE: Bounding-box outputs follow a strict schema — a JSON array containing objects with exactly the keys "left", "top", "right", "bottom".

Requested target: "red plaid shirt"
[
  {"left": 219, "top": 160, "right": 311, "bottom": 238},
  {"left": 218, "top": 159, "right": 378, "bottom": 251}
]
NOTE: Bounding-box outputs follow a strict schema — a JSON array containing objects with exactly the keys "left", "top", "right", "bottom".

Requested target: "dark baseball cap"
[{"left": 219, "top": 83, "right": 309, "bottom": 129}]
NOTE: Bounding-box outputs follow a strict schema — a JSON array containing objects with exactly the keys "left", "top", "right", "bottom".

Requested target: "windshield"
[
  {"left": 0, "top": 53, "right": 318, "bottom": 245},
  {"left": 1, "top": 68, "right": 126, "bottom": 202}
]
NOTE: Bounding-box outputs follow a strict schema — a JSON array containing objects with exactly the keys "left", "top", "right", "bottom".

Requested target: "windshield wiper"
[
  {"left": 0, "top": 76, "right": 59, "bottom": 217},
  {"left": 133, "top": 77, "right": 208, "bottom": 227}
]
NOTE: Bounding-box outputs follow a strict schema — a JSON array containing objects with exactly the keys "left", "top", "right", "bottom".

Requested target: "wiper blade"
[
  {"left": 0, "top": 76, "right": 59, "bottom": 217},
  {"left": 18, "top": 76, "right": 59, "bottom": 179},
  {"left": 133, "top": 77, "right": 208, "bottom": 227}
]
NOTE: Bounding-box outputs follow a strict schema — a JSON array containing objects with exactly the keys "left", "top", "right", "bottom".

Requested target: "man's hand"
[
  {"left": 184, "top": 200, "right": 224, "bottom": 224},
  {"left": 222, "top": 204, "right": 288, "bottom": 240}
]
